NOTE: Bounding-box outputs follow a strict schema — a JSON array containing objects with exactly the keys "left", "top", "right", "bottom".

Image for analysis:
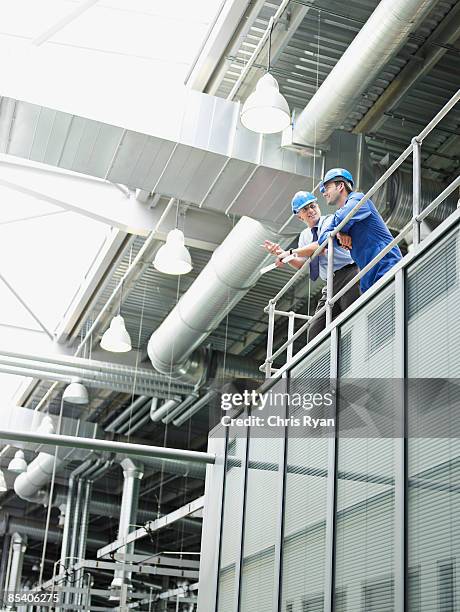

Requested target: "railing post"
[
  {"left": 265, "top": 300, "right": 276, "bottom": 378},
  {"left": 326, "top": 236, "right": 334, "bottom": 326},
  {"left": 287, "top": 312, "right": 295, "bottom": 362},
  {"left": 412, "top": 137, "right": 422, "bottom": 246}
]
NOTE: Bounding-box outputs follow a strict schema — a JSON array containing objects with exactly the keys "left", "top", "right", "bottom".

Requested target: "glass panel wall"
[
  {"left": 239, "top": 436, "right": 284, "bottom": 612},
  {"left": 407, "top": 227, "right": 460, "bottom": 611},
  {"left": 217, "top": 435, "right": 247, "bottom": 612},
  {"left": 281, "top": 341, "right": 331, "bottom": 611},
  {"left": 335, "top": 283, "right": 398, "bottom": 611}
]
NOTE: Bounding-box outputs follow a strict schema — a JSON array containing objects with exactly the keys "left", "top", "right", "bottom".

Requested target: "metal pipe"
[
  {"left": 162, "top": 394, "right": 199, "bottom": 425},
  {"left": 150, "top": 398, "right": 182, "bottom": 423},
  {"left": 59, "top": 458, "right": 95, "bottom": 580},
  {"left": 412, "top": 137, "right": 422, "bottom": 245},
  {"left": 0, "top": 429, "right": 216, "bottom": 465},
  {"left": 265, "top": 301, "right": 276, "bottom": 378},
  {"left": 110, "top": 459, "right": 143, "bottom": 601},
  {"left": 172, "top": 390, "right": 218, "bottom": 428},
  {"left": 75, "top": 480, "right": 92, "bottom": 606},
  {"left": 105, "top": 396, "right": 150, "bottom": 433},
  {"left": 326, "top": 236, "right": 334, "bottom": 326},
  {"left": 118, "top": 401, "right": 153, "bottom": 435}
]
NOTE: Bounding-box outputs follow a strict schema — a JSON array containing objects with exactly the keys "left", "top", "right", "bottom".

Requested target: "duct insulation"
[{"left": 148, "top": 216, "right": 294, "bottom": 382}]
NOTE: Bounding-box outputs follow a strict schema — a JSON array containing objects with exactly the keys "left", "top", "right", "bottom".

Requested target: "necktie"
[{"left": 310, "top": 226, "right": 320, "bottom": 281}]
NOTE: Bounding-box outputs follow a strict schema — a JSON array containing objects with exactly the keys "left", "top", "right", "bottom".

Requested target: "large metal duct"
[
  {"left": 148, "top": 216, "right": 293, "bottom": 382},
  {"left": 110, "top": 459, "right": 143, "bottom": 597},
  {"left": 293, "top": 0, "right": 437, "bottom": 145},
  {"left": 372, "top": 167, "right": 457, "bottom": 230},
  {"left": 14, "top": 452, "right": 64, "bottom": 505}
]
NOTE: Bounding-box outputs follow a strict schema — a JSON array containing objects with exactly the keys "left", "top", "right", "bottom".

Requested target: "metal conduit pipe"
[
  {"left": 148, "top": 216, "right": 293, "bottom": 383},
  {"left": 105, "top": 396, "right": 150, "bottom": 433},
  {"left": 110, "top": 459, "right": 143, "bottom": 600},
  {"left": 172, "top": 390, "right": 218, "bottom": 427},
  {"left": 150, "top": 398, "right": 182, "bottom": 423},
  {"left": 51, "top": 491, "right": 202, "bottom": 533},
  {"left": 59, "top": 458, "right": 95, "bottom": 579},
  {"left": 294, "top": 0, "right": 437, "bottom": 145},
  {"left": 0, "top": 357, "right": 190, "bottom": 397},
  {"left": 161, "top": 394, "right": 199, "bottom": 425},
  {"left": 117, "top": 400, "right": 153, "bottom": 436},
  {"left": 125, "top": 405, "right": 155, "bottom": 436}
]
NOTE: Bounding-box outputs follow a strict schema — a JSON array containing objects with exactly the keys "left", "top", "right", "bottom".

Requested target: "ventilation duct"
[
  {"left": 14, "top": 452, "right": 64, "bottom": 505},
  {"left": 293, "top": 0, "right": 437, "bottom": 145},
  {"left": 372, "top": 166, "right": 457, "bottom": 230},
  {"left": 0, "top": 91, "right": 317, "bottom": 229},
  {"left": 148, "top": 216, "right": 294, "bottom": 382}
]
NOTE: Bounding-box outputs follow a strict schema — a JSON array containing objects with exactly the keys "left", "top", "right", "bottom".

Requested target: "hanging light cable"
[
  {"left": 101, "top": 278, "right": 132, "bottom": 353},
  {"left": 153, "top": 201, "right": 193, "bottom": 275},
  {"left": 240, "top": 18, "right": 291, "bottom": 134}
]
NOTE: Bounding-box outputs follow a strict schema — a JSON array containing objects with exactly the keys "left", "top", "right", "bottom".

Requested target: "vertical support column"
[
  {"left": 326, "top": 237, "right": 334, "bottom": 326},
  {"left": 234, "top": 427, "right": 249, "bottom": 612},
  {"left": 59, "top": 477, "right": 75, "bottom": 578},
  {"left": 75, "top": 480, "right": 92, "bottom": 606},
  {"left": 412, "top": 137, "right": 422, "bottom": 246},
  {"left": 196, "top": 432, "right": 227, "bottom": 612},
  {"left": 0, "top": 534, "right": 11, "bottom": 608},
  {"left": 110, "top": 459, "right": 144, "bottom": 604},
  {"left": 286, "top": 313, "right": 295, "bottom": 362},
  {"left": 4, "top": 532, "right": 27, "bottom": 611},
  {"left": 394, "top": 268, "right": 407, "bottom": 612},
  {"left": 265, "top": 301, "right": 276, "bottom": 378},
  {"left": 324, "top": 327, "right": 339, "bottom": 612},
  {"left": 273, "top": 376, "right": 289, "bottom": 612}
]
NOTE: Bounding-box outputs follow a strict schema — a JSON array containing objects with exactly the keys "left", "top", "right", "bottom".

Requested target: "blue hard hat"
[
  {"left": 291, "top": 191, "right": 318, "bottom": 215},
  {"left": 319, "top": 168, "right": 354, "bottom": 193}
]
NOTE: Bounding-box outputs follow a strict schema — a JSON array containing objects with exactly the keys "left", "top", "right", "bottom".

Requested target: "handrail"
[{"left": 261, "top": 88, "right": 460, "bottom": 375}]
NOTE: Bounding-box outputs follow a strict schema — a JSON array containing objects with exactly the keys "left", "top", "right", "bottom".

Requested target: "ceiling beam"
[{"left": 354, "top": 2, "right": 460, "bottom": 134}]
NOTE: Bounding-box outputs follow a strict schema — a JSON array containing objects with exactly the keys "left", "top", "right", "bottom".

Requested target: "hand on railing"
[{"left": 337, "top": 232, "right": 352, "bottom": 249}]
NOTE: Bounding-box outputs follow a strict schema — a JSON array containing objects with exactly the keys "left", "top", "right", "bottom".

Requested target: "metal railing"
[{"left": 260, "top": 88, "right": 460, "bottom": 377}]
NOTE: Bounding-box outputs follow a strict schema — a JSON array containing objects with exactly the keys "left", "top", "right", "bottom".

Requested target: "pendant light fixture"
[
  {"left": 63, "top": 377, "right": 89, "bottom": 404},
  {"left": 101, "top": 279, "right": 132, "bottom": 353},
  {"left": 153, "top": 201, "right": 193, "bottom": 275},
  {"left": 8, "top": 449, "right": 28, "bottom": 474},
  {"left": 240, "top": 20, "right": 290, "bottom": 134}
]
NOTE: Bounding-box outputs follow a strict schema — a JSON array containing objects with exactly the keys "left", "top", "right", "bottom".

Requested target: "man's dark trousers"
[{"left": 307, "top": 264, "right": 360, "bottom": 341}]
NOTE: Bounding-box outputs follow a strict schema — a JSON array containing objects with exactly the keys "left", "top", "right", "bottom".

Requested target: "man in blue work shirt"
[
  {"left": 264, "top": 191, "right": 360, "bottom": 340},
  {"left": 317, "top": 168, "right": 402, "bottom": 292}
]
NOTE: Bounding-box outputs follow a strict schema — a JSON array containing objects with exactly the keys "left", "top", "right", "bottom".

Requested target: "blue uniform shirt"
[
  {"left": 318, "top": 192, "right": 402, "bottom": 292},
  {"left": 298, "top": 215, "right": 354, "bottom": 281}
]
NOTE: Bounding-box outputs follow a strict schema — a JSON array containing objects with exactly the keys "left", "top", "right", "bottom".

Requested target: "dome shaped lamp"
[
  {"left": 63, "top": 377, "right": 89, "bottom": 405},
  {"left": 100, "top": 315, "right": 132, "bottom": 353},
  {"left": 240, "top": 73, "right": 290, "bottom": 134},
  {"left": 8, "top": 450, "right": 27, "bottom": 474},
  {"left": 153, "top": 228, "right": 193, "bottom": 275}
]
